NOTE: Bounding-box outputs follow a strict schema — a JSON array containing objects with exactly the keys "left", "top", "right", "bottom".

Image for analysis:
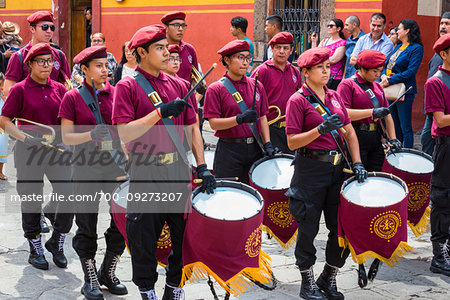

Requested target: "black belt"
[
  {"left": 435, "top": 135, "right": 450, "bottom": 145},
  {"left": 220, "top": 137, "right": 256, "bottom": 144},
  {"left": 353, "top": 122, "right": 379, "bottom": 131},
  {"left": 270, "top": 121, "right": 286, "bottom": 128},
  {"left": 298, "top": 148, "right": 343, "bottom": 165}
]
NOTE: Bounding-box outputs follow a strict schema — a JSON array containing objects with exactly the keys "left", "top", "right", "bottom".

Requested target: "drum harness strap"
[
  {"left": 133, "top": 71, "right": 189, "bottom": 165},
  {"left": 218, "top": 77, "right": 266, "bottom": 153},
  {"left": 78, "top": 82, "right": 128, "bottom": 170}
]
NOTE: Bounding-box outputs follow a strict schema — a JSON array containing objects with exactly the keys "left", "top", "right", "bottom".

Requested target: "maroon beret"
[
  {"left": 128, "top": 25, "right": 166, "bottom": 50},
  {"left": 433, "top": 33, "right": 450, "bottom": 54},
  {"left": 27, "top": 11, "right": 54, "bottom": 24},
  {"left": 297, "top": 47, "right": 331, "bottom": 69},
  {"left": 269, "top": 32, "right": 294, "bottom": 46},
  {"left": 24, "top": 43, "right": 53, "bottom": 64},
  {"left": 168, "top": 44, "right": 181, "bottom": 54},
  {"left": 356, "top": 49, "right": 386, "bottom": 69},
  {"left": 161, "top": 11, "right": 186, "bottom": 24},
  {"left": 73, "top": 46, "right": 107, "bottom": 65},
  {"left": 217, "top": 40, "right": 250, "bottom": 57}
]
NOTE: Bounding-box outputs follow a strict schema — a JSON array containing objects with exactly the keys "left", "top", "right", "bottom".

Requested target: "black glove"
[
  {"left": 372, "top": 107, "right": 390, "bottom": 119},
  {"left": 317, "top": 113, "right": 343, "bottom": 135},
  {"left": 160, "top": 99, "right": 193, "bottom": 119},
  {"left": 352, "top": 162, "right": 368, "bottom": 183},
  {"left": 90, "top": 124, "right": 109, "bottom": 140},
  {"left": 196, "top": 164, "right": 216, "bottom": 194},
  {"left": 263, "top": 141, "right": 275, "bottom": 157},
  {"left": 24, "top": 136, "right": 46, "bottom": 147},
  {"left": 236, "top": 109, "right": 257, "bottom": 124},
  {"left": 389, "top": 138, "right": 402, "bottom": 152}
]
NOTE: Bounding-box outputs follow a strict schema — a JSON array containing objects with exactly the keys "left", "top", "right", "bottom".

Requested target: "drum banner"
[
  {"left": 337, "top": 196, "right": 413, "bottom": 267},
  {"left": 382, "top": 161, "right": 431, "bottom": 237},
  {"left": 258, "top": 188, "right": 298, "bottom": 249},
  {"left": 181, "top": 209, "right": 272, "bottom": 295}
]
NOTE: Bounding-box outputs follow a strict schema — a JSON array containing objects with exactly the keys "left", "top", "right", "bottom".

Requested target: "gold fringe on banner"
[
  {"left": 338, "top": 236, "right": 414, "bottom": 267},
  {"left": 407, "top": 206, "right": 431, "bottom": 237},
  {"left": 181, "top": 251, "right": 273, "bottom": 295},
  {"left": 262, "top": 225, "right": 298, "bottom": 250}
]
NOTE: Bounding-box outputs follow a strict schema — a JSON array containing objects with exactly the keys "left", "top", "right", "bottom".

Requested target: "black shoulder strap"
[
  {"left": 434, "top": 70, "right": 450, "bottom": 91},
  {"left": 132, "top": 71, "right": 189, "bottom": 165},
  {"left": 350, "top": 76, "right": 380, "bottom": 108},
  {"left": 18, "top": 51, "right": 23, "bottom": 66},
  {"left": 78, "top": 85, "right": 102, "bottom": 124},
  {"left": 56, "top": 49, "right": 64, "bottom": 63}
]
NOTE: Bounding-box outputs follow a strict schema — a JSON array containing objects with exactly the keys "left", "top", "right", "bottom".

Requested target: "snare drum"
[
  {"left": 382, "top": 149, "right": 433, "bottom": 236},
  {"left": 111, "top": 181, "right": 172, "bottom": 266},
  {"left": 182, "top": 180, "right": 272, "bottom": 295},
  {"left": 249, "top": 154, "right": 298, "bottom": 249},
  {"left": 338, "top": 172, "right": 413, "bottom": 267}
]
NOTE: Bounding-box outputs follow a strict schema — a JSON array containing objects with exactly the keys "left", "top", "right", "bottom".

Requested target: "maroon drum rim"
[
  {"left": 248, "top": 153, "right": 294, "bottom": 191},
  {"left": 385, "top": 148, "right": 433, "bottom": 175}
]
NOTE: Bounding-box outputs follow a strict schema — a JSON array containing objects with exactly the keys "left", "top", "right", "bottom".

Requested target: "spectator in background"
[
  {"left": 0, "top": 72, "right": 7, "bottom": 180},
  {"left": 264, "top": 15, "right": 294, "bottom": 63},
  {"left": 85, "top": 8, "right": 92, "bottom": 47},
  {"left": 381, "top": 19, "right": 423, "bottom": 149},
  {"left": 344, "top": 15, "right": 365, "bottom": 79},
  {"left": 230, "top": 16, "right": 254, "bottom": 76},
  {"left": 389, "top": 26, "right": 401, "bottom": 48},
  {"left": 71, "top": 32, "right": 117, "bottom": 87},
  {"left": 112, "top": 41, "right": 137, "bottom": 86},
  {"left": 311, "top": 18, "right": 346, "bottom": 90},
  {"left": 0, "top": 21, "right": 20, "bottom": 71},
  {"left": 2, "top": 21, "right": 22, "bottom": 49}
]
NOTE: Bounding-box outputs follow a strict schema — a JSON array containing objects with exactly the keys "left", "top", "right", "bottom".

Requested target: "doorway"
[{"left": 70, "top": 0, "right": 91, "bottom": 68}]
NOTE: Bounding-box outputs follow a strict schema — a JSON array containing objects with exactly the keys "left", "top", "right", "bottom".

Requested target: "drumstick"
[
  {"left": 343, "top": 168, "right": 354, "bottom": 174},
  {"left": 193, "top": 177, "right": 239, "bottom": 184},
  {"left": 182, "top": 63, "right": 217, "bottom": 104},
  {"left": 388, "top": 86, "right": 412, "bottom": 108},
  {"left": 115, "top": 175, "right": 129, "bottom": 181},
  {"left": 252, "top": 73, "right": 258, "bottom": 110}
]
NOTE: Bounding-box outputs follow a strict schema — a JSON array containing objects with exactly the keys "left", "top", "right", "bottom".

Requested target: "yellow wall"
[{"left": 0, "top": 0, "right": 51, "bottom": 13}]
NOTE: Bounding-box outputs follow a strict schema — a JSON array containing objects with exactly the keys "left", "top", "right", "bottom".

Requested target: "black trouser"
[
  {"left": 72, "top": 150, "right": 126, "bottom": 259},
  {"left": 15, "top": 141, "right": 74, "bottom": 238},
  {"left": 287, "top": 154, "right": 350, "bottom": 269},
  {"left": 430, "top": 140, "right": 450, "bottom": 244},
  {"left": 126, "top": 154, "right": 190, "bottom": 289},
  {"left": 213, "top": 138, "right": 263, "bottom": 184},
  {"left": 269, "top": 125, "right": 294, "bottom": 154},
  {"left": 355, "top": 129, "right": 385, "bottom": 172}
]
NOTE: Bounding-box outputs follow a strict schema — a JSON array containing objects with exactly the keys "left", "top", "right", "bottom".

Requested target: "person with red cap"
[
  {"left": 59, "top": 46, "right": 128, "bottom": 299},
  {"left": 285, "top": 47, "right": 367, "bottom": 300},
  {"left": 3, "top": 11, "right": 71, "bottom": 96},
  {"left": 112, "top": 24, "right": 215, "bottom": 300},
  {"left": 203, "top": 39, "right": 273, "bottom": 184},
  {"left": 425, "top": 33, "right": 450, "bottom": 277},
  {"left": 0, "top": 43, "right": 73, "bottom": 271},
  {"left": 251, "top": 32, "right": 302, "bottom": 154}
]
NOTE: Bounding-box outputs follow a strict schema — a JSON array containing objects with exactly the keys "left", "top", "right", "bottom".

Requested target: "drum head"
[
  {"left": 249, "top": 154, "right": 294, "bottom": 190},
  {"left": 192, "top": 180, "right": 263, "bottom": 221},
  {"left": 188, "top": 150, "right": 215, "bottom": 169},
  {"left": 113, "top": 181, "right": 129, "bottom": 209},
  {"left": 342, "top": 173, "right": 408, "bottom": 207},
  {"left": 386, "top": 149, "right": 434, "bottom": 174}
]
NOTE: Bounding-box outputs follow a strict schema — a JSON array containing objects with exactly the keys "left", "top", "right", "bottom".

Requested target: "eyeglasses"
[
  {"left": 327, "top": 24, "right": 336, "bottom": 28},
  {"left": 32, "top": 58, "right": 54, "bottom": 66},
  {"left": 169, "top": 57, "right": 182, "bottom": 63},
  {"left": 37, "top": 24, "right": 56, "bottom": 32},
  {"left": 168, "top": 23, "right": 188, "bottom": 30},
  {"left": 234, "top": 54, "right": 253, "bottom": 63}
]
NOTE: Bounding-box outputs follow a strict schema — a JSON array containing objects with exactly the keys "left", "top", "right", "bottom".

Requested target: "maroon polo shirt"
[
  {"left": 5, "top": 42, "right": 71, "bottom": 84},
  {"left": 177, "top": 40, "right": 199, "bottom": 82},
  {"left": 112, "top": 66, "right": 197, "bottom": 153},
  {"left": 2, "top": 75, "right": 67, "bottom": 131},
  {"left": 285, "top": 84, "right": 350, "bottom": 150},
  {"left": 174, "top": 73, "right": 198, "bottom": 113},
  {"left": 252, "top": 60, "right": 302, "bottom": 124},
  {"left": 203, "top": 73, "right": 269, "bottom": 139},
  {"left": 424, "top": 66, "right": 450, "bottom": 138},
  {"left": 337, "top": 72, "right": 388, "bottom": 124}
]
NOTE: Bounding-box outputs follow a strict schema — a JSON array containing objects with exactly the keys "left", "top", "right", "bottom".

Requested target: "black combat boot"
[
  {"left": 40, "top": 213, "right": 50, "bottom": 233},
  {"left": 27, "top": 235, "right": 49, "bottom": 270},
  {"left": 97, "top": 251, "right": 128, "bottom": 295},
  {"left": 430, "top": 241, "right": 450, "bottom": 276},
  {"left": 140, "top": 288, "right": 158, "bottom": 300},
  {"left": 162, "top": 283, "right": 185, "bottom": 300},
  {"left": 80, "top": 258, "right": 104, "bottom": 300},
  {"left": 299, "top": 267, "right": 327, "bottom": 300},
  {"left": 316, "top": 263, "right": 344, "bottom": 300},
  {"left": 44, "top": 231, "right": 67, "bottom": 268}
]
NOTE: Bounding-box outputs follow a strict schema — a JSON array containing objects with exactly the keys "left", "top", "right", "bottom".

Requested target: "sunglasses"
[
  {"left": 37, "top": 24, "right": 56, "bottom": 32},
  {"left": 327, "top": 24, "right": 336, "bottom": 28}
]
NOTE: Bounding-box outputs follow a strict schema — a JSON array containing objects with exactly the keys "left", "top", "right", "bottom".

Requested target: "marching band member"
[
  {"left": 0, "top": 43, "right": 73, "bottom": 270},
  {"left": 59, "top": 46, "right": 128, "bottom": 299},
  {"left": 252, "top": 32, "right": 302, "bottom": 154},
  {"left": 203, "top": 40, "right": 274, "bottom": 185},
  {"left": 425, "top": 33, "right": 450, "bottom": 277},
  {"left": 112, "top": 24, "right": 215, "bottom": 300},
  {"left": 285, "top": 47, "right": 367, "bottom": 300}
]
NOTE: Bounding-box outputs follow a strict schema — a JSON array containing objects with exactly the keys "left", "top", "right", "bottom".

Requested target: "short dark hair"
[
  {"left": 133, "top": 41, "right": 153, "bottom": 64},
  {"left": 371, "top": 13, "right": 387, "bottom": 25},
  {"left": 231, "top": 16, "right": 248, "bottom": 33},
  {"left": 346, "top": 15, "right": 360, "bottom": 27},
  {"left": 442, "top": 11, "right": 450, "bottom": 19},
  {"left": 119, "top": 41, "right": 129, "bottom": 65},
  {"left": 266, "top": 15, "right": 283, "bottom": 30}
]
